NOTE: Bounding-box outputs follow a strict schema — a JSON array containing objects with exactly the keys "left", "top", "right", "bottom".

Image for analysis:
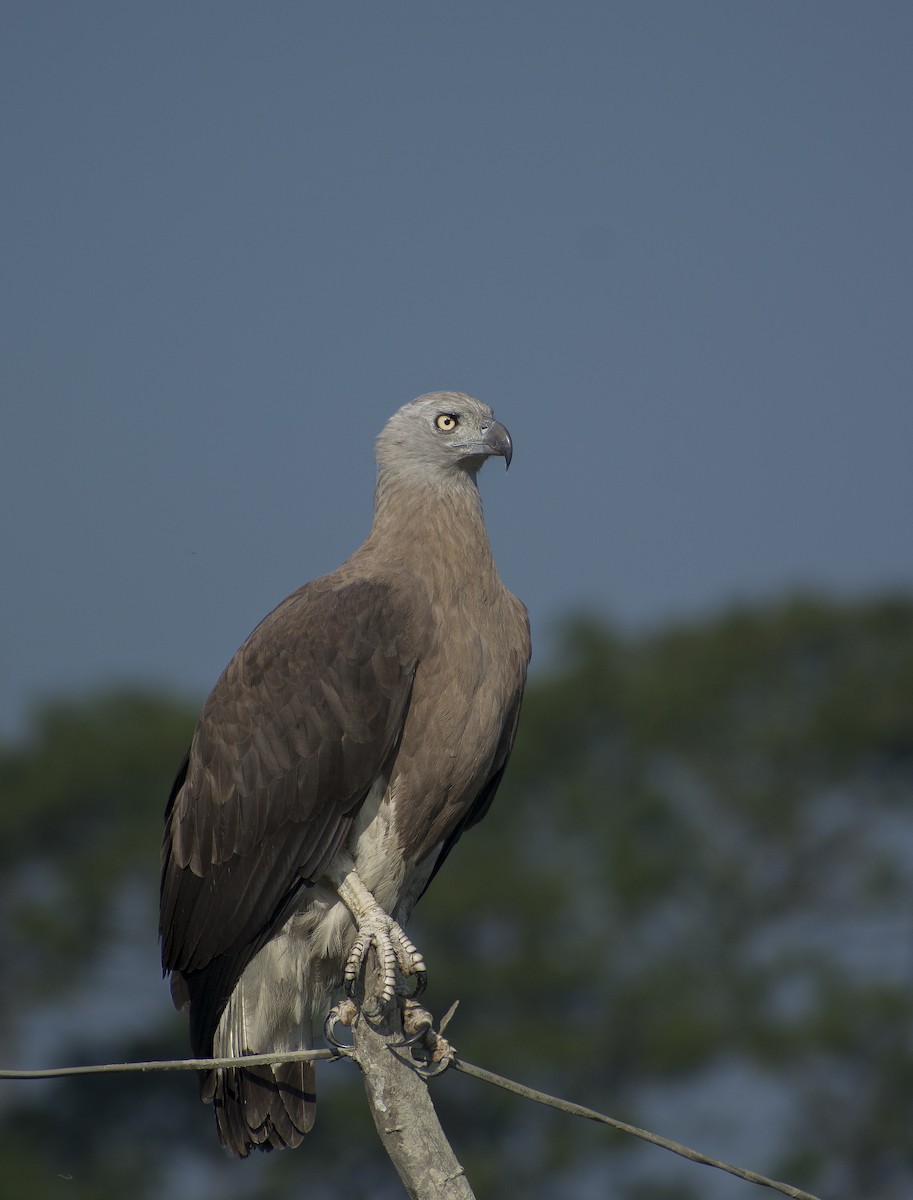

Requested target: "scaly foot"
[
  {"left": 344, "top": 907, "right": 426, "bottom": 1004},
  {"left": 334, "top": 868, "right": 427, "bottom": 1006}
]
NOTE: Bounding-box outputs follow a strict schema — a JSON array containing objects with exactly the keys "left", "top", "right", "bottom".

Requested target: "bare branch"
[{"left": 352, "top": 996, "right": 475, "bottom": 1200}]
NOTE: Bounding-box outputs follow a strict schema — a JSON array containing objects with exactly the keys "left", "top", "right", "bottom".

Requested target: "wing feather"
[{"left": 160, "top": 574, "right": 425, "bottom": 983}]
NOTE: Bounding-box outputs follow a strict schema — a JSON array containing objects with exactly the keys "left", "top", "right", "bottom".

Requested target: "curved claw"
[
  {"left": 410, "top": 970, "right": 427, "bottom": 997},
  {"left": 389, "top": 1044, "right": 455, "bottom": 1078},
  {"left": 324, "top": 998, "right": 358, "bottom": 1050},
  {"left": 324, "top": 1014, "right": 347, "bottom": 1049},
  {"left": 390, "top": 1021, "right": 431, "bottom": 1049},
  {"left": 413, "top": 1057, "right": 453, "bottom": 1079}
]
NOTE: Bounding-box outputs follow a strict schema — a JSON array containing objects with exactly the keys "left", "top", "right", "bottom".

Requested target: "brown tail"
[{"left": 203, "top": 1060, "right": 317, "bottom": 1156}]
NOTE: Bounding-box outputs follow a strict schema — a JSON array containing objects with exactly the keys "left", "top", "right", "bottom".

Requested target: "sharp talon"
[
  {"left": 390, "top": 1024, "right": 430, "bottom": 1049},
  {"left": 398, "top": 969, "right": 427, "bottom": 999},
  {"left": 324, "top": 998, "right": 358, "bottom": 1048},
  {"left": 415, "top": 1058, "right": 451, "bottom": 1079},
  {"left": 324, "top": 1018, "right": 348, "bottom": 1049},
  {"left": 389, "top": 1043, "right": 454, "bottom": 1078}
]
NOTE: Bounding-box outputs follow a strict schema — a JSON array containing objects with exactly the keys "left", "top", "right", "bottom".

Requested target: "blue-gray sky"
[{"left": 2, "top": 2, "right": 911, "bottom": 735}]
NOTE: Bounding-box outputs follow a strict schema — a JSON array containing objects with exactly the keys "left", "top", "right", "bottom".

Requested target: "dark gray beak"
[{"left": 484, "top": 420, "right": 513, "bottom": 469}]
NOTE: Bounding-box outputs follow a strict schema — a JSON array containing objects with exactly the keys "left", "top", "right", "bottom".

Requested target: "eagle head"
[{"left": 376, "top": 391, "right": 513, "bottom": 481}]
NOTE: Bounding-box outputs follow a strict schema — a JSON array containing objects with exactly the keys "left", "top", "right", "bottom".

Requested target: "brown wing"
[{"left": 160, "top": 573, "right": 425, "bottom": 1004}]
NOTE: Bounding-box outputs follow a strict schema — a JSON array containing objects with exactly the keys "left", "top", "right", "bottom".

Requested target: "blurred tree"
[
  {"left": 0, "top": 692, "right": 196, "bottom": 998},
  {"left": 0, "top": 595, "right": 910, "bottom": 1198}
]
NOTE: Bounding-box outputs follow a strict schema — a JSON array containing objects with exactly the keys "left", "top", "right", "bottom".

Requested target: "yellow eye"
[{"left": 435, "top": 413, "right": 459, "bottom": 431}]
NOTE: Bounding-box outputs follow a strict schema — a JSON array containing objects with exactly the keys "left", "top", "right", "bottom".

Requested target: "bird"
[{"left": 160, "top": 392, "right": 530, "bottom": 1156}]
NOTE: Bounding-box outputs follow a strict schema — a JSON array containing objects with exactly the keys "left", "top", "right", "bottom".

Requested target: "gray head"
[{"left": 375, "top": 392, "right": 512, "bottom": 485}]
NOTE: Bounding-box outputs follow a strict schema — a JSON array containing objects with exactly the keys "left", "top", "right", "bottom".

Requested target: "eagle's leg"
[{"left": 335, "top": 869, "right": 427, "bottom": 1005}]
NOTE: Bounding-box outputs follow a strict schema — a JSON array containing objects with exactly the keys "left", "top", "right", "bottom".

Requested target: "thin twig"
[{"left": 453, "top": 1058, "right": 821, "bottom": 1200}]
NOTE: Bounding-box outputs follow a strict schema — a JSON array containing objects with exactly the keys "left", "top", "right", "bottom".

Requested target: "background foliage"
[{"left": 1, "top": 595, "right": 910, "bottom": 1199}]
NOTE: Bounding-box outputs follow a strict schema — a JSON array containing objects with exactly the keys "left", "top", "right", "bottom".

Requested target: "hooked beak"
[
  {"left": 483, "top": 420, "right": 513, "bottom": 469},
  {"left": 452, "top": 419, "right": 514, "bottom": 469}
]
